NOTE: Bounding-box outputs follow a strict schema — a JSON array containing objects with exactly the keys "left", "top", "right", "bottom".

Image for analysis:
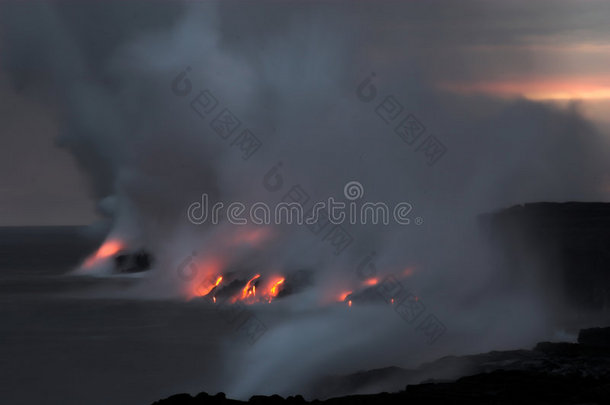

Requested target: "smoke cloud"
[{"left": 2, "top": 0, "right": 609, "bottom": 398}]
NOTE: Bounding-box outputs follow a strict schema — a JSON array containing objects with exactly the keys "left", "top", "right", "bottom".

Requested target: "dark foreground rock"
[
  {"left": 153, "top": 371, "right": 610, "bottom": 405},
  {"left": 153, "top": 326, "right": 610, "bottom": 405}
]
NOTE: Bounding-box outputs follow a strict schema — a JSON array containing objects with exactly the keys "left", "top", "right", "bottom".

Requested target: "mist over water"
[{"left": 2, "top": 0, "right": 610, "bottom": 399}]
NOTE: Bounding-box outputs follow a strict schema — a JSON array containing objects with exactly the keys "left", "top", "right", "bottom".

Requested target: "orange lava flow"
[
  {"left": 338, "top": 291, "right": 352, "bottom": 302},
  {"left": 242, "top": 274, "right": 261, "bottom": 300},
  {"left": 229, "top": 274, "right": 288, "bottom": 304},
  {"left": 266, "top": 277, "right": 285, "bottom": 303},
  {"left": 188, "top": 256, "right": 225, "bottom": 298},
  {"left": 269, "top": 278, "right": 285, "bottom": 296},
  {"left": 83, "top": 239, "right": 124, "bottom": 268},
  {"left": 196, "top": 275, "right": 223, "bottom": 297}
]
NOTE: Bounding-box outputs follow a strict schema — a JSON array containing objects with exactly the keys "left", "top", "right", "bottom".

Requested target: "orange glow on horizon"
[{"left": 439, "top": 76, "right": 610, "bottom": 101}]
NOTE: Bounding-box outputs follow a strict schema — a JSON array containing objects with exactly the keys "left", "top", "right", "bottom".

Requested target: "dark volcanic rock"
[
  {"left": 114, "top": 249, "right": 153, "bottom": 273},
  {"left": 480, "top": 202, "right": 610, "bottom": 318},
  {"left": 154, "top": 372, "right": 610, "bottom": 404},
  {"left": 153, "top": 327, "right": 610, "bottom": 405},
  {"left": 401, "top": 370, "right": 610, "bottom": 404},
  {"left": 579, "top": 327, "right": 610, "bottom": 349}
]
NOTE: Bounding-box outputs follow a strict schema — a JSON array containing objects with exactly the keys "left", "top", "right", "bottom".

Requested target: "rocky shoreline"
[{"left": 152, "top": 327, "right": 610, "bottom": 405}]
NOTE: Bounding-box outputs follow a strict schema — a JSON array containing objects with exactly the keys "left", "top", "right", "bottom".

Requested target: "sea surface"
[{"left": 0, "top": 227, "right": 228, "bottom": 405}]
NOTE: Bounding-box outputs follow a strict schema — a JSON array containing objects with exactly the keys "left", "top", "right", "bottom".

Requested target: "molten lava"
[
  {"left": 338, "top": 291, "right": 352, "bottom": 302},
  {"left": 266, "top": 277, "right": 285, "bottom": 303},
  {"left": 196, "top": 275, "right": 223, "bottom": 297},
  {"left": 186, "top": 255, "right": 225, "bottom": 298},
  {"left": 241, "top": 274, "right": 261, "bottom": 301},
  {"left": 269, "top": 278, "right": 285, "bottom": 295},
  {"left": 223, "top": 274, "right": 288, "bottom": 304},
  {"left": 83, "top": 239, "right": 124, "bottom": 268}
]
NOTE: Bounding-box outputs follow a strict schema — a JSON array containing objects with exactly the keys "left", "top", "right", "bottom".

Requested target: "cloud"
[{"left": 1, "top": 0, "right": 609, "bottom": 397}]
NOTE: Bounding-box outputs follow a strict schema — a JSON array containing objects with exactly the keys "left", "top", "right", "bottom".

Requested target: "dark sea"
[{"left": 0, "top": 227, "right": 229, "bottom": 405}]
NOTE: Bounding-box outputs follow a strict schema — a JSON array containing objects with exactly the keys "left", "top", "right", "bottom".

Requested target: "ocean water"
[{"left": 0, "top": 227, "right": 227, "bottom": 405}]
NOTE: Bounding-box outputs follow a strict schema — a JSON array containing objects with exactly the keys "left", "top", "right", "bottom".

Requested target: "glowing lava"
[
  {"left": 338, "top": 291, "right": 352, "bottom": 302},
  {"left": 241, "top": 274, "right": 261, "bottom": 300},
  {"left": 196, "top": 275, "right": 223, "bottom": 297},
  {"left": 225, "top": 275, "right": 288, "bottom": 304},
  {"left": 186, "top": 255, "right": 225, "bottom": 298},
  {"left": 266, "top": 277, "right": 285, "bottom": 303},
  {"left": 83, "top": 239, "right": 124, "bottom": 268}
]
